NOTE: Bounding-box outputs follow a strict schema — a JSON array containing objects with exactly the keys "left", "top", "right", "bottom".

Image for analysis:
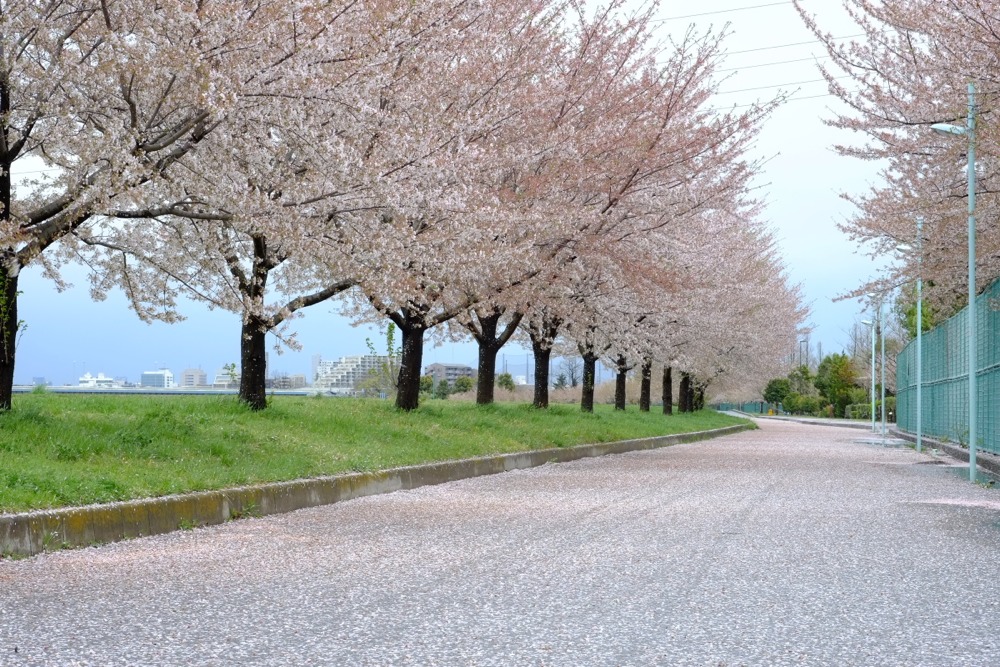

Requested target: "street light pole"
[
  {"left": 931, "top": 81, "right": 978, "bottom": 481},
  {"left": 880, "top": 300, "right": 887, "bottom": 438},
  {"left": 861, "top": 318, "right": 875, "bottom": 433},
  {"left": 965, "top": 82, "right": 977, "bottom": 479},
  {"left": 916, "top": 217, "right": 923, "bottom": 453}
]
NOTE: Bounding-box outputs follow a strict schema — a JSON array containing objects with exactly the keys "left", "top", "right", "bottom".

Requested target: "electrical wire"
[
  {"left": 717, "top": 54, "right": 830, "bottom": 72},
  {"left": 654, "top": 1, "right": 794, "bottom": 23},
  {"left": 718, "top": 90, "right": 856, "bottom": 110},
  {"left": 717, "top": 75, "right": 849, "bottom": 95},
  {"left": 727, "top": 35, "right": 864, "bottom": 55}
]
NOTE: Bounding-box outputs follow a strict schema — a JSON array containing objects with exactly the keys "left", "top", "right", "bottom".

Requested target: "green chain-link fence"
[
  {"left": 896, "top": 278, "right": 1000, "bottom": 454},
  {"left": 714, "top": 401, "right": 773, "bottom": 414}
]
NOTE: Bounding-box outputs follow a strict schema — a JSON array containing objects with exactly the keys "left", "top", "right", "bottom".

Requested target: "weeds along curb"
[
  {"left": 0, "top": 424, "right": 750, "bottom": 558},
  {"left": 891, "top": 427, "right": 1000, "bottom": 478}
]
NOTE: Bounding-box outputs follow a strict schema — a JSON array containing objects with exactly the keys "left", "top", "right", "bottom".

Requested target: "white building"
[
  {"left": 180, "top": 368, "right": 208, "bottom": 388},
  {"left": 140, "top": 369, "right": 174, "bottom": 388},
  {"left": 271, "top": 373, "right": 307, "bottom": 390},
  {"left": 78, "top": 373, "right": 123, "bottom": 389},
  {"left": 213, "top": 367, "right": 240, "bottom": 389},
  {"left": 314, "top": 355, "right": 397, "bottom": 394},
  {"left": 425, "top": 363, "right": 475, "bottom": 386}
]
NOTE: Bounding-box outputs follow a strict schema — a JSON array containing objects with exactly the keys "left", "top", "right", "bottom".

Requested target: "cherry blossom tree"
[
  {"left": 0, "top": 1, "right": 311, "bottom": 409},
  {"left": 332, "top": 0, "right": 568, "bottom": 411},
  {"left": 68, "top": 0, "right": 483, "bottom": 409},
  {"left": 796, "top": 0, "right": 1000, "bottom": 311}
]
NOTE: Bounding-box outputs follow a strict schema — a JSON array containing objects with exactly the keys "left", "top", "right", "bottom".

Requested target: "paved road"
[{"left": 3, "top": 419, "right": 1000, "bottom": 666}]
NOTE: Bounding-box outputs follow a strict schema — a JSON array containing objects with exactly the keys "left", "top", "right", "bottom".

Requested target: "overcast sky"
[{"left": 15, "top": 0, "right": 889, "bottom": 386}]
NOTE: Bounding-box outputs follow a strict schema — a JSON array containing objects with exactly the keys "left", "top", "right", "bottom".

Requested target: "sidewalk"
[
  {"left": 751, "top": 412, "right": 1000, "bottom": 479},
  {"left": 2, "top": 418, "right": 998, "bottom": 666}
]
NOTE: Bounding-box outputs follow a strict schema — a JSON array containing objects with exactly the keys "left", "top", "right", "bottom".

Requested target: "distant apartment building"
[
  {"left": 270, "top": 373, "right": 307, "bottom": 390},
  {"left": 140, "top": 369, "right": 174, "bottom": 388},
  {"left": 314, "top": 355, "right": 397, "bottom": 394},
  {"left": 180, "top": 368, "right": 208, "bottom": 388},
  {"left": 425, "top": 363, "right": 475, "bottom": 386},
  {"left": 212, "top": 367, "right": 240, "bottom": 389},
  {"left": 78, "top": 373, "right": 123, "bottom": 389}
]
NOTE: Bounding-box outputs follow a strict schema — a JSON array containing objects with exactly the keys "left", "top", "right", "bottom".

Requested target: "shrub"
[
  {"left": 433, "top": 379, "right": 451, "bottom": 400},
  {"left": 796, "top": 395, "right": 821, "bottom": 416},
  {"left": 496, "top": 372, "right": 515, "bottom": 392}
]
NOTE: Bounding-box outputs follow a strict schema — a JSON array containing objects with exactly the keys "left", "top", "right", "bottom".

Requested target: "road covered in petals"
[{"left": 3, "top": 419, "right": 999, "bottom": 666}]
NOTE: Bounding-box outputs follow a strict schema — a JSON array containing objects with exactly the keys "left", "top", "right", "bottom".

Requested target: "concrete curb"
[
  {"left": 890, "top": 427, "right": 1000, "bottom": 478},
  {"left": 0, "top": 424, "right": 750, "bottom": 558},
  {"left": 751, "top": 414, "right": 874, "bottom": 431}
]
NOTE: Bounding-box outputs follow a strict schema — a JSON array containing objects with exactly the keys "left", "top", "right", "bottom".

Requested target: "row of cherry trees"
[
  {"left": 797, "top": 0, "right": 1000, "bottom": 316},
  {"left": 1, "top": 0, "right": 804, "bottom": 412}
]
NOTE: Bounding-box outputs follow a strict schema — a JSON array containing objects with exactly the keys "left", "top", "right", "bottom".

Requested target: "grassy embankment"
[{"left": 0, "top": 393, "right": 750, "bottom": 513}]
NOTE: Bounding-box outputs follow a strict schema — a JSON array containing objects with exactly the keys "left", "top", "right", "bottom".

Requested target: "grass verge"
[{"left": 0, "top": 393, "right": 751, "bottom": 513}]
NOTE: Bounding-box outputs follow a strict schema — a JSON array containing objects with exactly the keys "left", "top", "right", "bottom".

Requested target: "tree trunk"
[
  {"left": 476, "top": 342, "right": 499, "bottom": 405},
  {"left": 639, "top": 358, "right": 652, "bottom": 412},
  {"left": 473, "top": 311, "right": 501, "bottom": 405},
  {"left": 679, "top": 372, "right": 691, "bottom": 413},
  {"left": 0, "top": 269, "right": 18, "bottom": 411},
  {"left": 662, "top": 366, "right": 673, "bottom": 415},
  {"left": 580, "top": 350, "right": 597, "bottom": 413},
  {"left": 531, "top": 339, "right": 552, "bottom": 409},
  {"left": 694, "top": 384, "right": 706, "bottom": 411},
  {"left": 0, "top": 71, "right": 15, "bottom": 411},
  {"left": 465, "top": 308, "right": 523, "bottom": 405},
  {"left": 614, "top": 355, "right": 628, "bottom": 411},
  {"left": 239, "top": 316, "right": 268, "bottom": 410},
  {"left": 395, "top": 323, "right": 426, "bottom": 411},
  {"left": 529, "top": 315, "right": 559, "bottom": 410}
]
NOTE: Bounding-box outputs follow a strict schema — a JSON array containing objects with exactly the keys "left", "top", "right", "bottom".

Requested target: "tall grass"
[{"left": 0, "top": 393, "right": 748, "bottom": 512}]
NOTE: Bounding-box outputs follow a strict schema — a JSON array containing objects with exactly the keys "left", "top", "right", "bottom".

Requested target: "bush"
[
  {"left": 496, "top": 372, "right": 515, "bottom": 392},
  {"left": 433, "top": 378, "right": 451, "bottom": 400},
  {"left": 796, "top": 395, "right": 821, "bottom": 415},
  {"left": 846, "top": 403, "right": 871, "bottom": 420},
  {"left": 782, "top": 393, "right": 823, "bottom": 416},
  {"left": 763, "top": 378, "right": 791, "bottom": 406},
  {"left": 851, "top": 397, "right": 896, "bottom": 422}
]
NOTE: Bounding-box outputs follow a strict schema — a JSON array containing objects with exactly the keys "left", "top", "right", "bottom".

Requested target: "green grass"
[{"left": 0, "top": 394, "right": 750, "bottom": 512}]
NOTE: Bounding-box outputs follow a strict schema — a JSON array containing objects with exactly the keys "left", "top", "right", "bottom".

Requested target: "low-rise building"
[
  {"left": 212, "top": 367, "right": 240, "bottom": 389},
  {"left": 79, "top": 373, "right": 123, "bottom": 389},
  {"left": 180, "top": 368, "right": 208, "bottom": 388},
  {"left": 140, "top": 369, "right": 174, "bottom": 388},
  {"left": 271, "top": 373, "right": 307, "bottom": 390},
  {"left": 425, "top": 363, "right": 475, "bottom": 386},
  {"left": 314, "top": 355, "right": 397, "bottom": 394}
]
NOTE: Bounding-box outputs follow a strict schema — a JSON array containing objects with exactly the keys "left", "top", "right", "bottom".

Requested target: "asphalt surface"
[{"left": 2, "top": 419, "right": 999, "bottom": 666}]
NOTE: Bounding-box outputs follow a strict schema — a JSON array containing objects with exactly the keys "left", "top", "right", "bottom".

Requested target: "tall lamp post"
[
  {"left": 880, "top": 300, "right": 887, "bottom": 439},
  {"left": 916, "top": 217, "right": 923, "bottom": 453},
  {"left": 931, "top": 82, "right": 977, "bottom": 481},
  {"left": 861, "top": 318, "right": 876, "bottom": 433}
]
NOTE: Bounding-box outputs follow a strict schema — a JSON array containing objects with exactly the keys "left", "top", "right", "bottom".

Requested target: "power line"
[
  {"left": 718, "top": 90, "right": 855, "bottom": 110},
  {"left": 718, "top": 54, "right": 830, "bottom": 72},
  {"left": 654, "top": 1, "right": 793, "bottom": 23},
  {"left": 727, "top": 34, "right": 864, "bottom": 55},
  {"left": 15, "top": 168, "right": 61, "bottom": 175},
  {"left": 717, "top": 75, "right": 849, "bottom": 95}
]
